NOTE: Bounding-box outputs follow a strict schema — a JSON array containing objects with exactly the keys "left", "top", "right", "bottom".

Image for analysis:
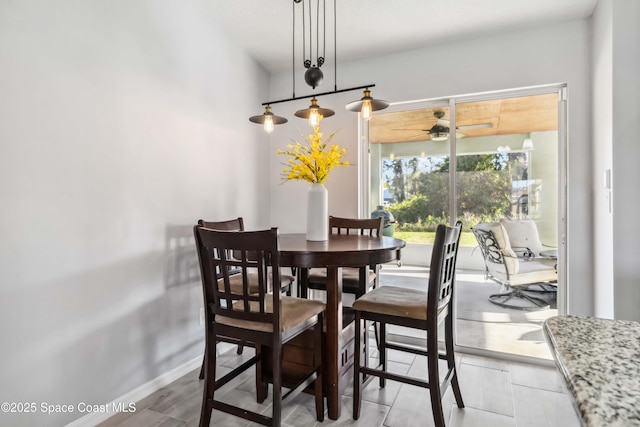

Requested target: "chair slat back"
[
  {"left": 194, "top": 227, "right": 281, "bottom": 329},
  {"left": 198, "top": 218, "right": 245, "bottom": 265},
  {"left": 329, "top": 216, "right": 383, "bottom": 236},
  {"left": 198, "top": 217, "right": 255, "bottom": 275},
  {"left": 198, "top": 217, "right": 244, "bottom": 232},
  {"left": 428, "top": 221, "right": 462, "bottom": 321}
]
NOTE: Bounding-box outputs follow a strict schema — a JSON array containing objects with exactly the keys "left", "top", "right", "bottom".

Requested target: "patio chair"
[{"left": 472, "top": 219, "right": 557, "bottom": 311}]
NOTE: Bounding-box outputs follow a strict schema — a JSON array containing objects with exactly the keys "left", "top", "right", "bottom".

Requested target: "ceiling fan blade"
[
  {"left": 405, "top": 132, "right": 431, "bottom": 141},
  {"left": 456, "top": 123, "right": 493, "bottom": 130},
  {"left": 437, "top": 119, "right": 493, "bottom": 130}
]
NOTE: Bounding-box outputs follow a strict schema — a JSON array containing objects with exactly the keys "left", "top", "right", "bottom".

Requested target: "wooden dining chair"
[
  {"left": 197, "top": 218, "right": 295, "bottom": 379},
  {"left": 300, "top": 216, "right": 383, "bottom": 298},
  {"left": 194, "top": 226, "right": 325, "bottom": 427},
  {"left": 198, "top": 218, "right": 295, "bottom": 296},
  {"left": 352, "top": 221, "right": 464, "bottom": 427}
]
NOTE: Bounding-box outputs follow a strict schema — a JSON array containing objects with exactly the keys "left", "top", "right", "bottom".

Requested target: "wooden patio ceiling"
[{"left": 369, "top": 93, "right": 559, "bottom": 144}]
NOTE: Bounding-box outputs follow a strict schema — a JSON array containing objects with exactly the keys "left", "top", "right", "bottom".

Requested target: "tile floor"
[
  {"left": 99, "top": 264, "right": 573, "bottom": 426},
  {"left": 98, "top": 342, "right": 581, "bottom": 427}
]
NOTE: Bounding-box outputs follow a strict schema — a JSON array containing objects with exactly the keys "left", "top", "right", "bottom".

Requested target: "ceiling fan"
[{"left": 399, "top": 111, "right": 493, "bottom": 141}]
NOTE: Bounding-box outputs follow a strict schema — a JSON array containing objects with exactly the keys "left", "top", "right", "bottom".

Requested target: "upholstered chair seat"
[
  {"left": 352, "top": 286, "right": 430, "bottom": 320},
  {"left": 217, "top": 296, "right": 325, "bottom": 333}
]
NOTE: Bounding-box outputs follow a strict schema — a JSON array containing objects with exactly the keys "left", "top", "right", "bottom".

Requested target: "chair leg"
[
  {"left": 427, "top": 328, "right": 445, "bottom": 427},
  {"left": 256, "top": 345, "right": 268, "bottom": 403},
  {"left": 363, "top": 314, "right": 369, "bottom": 380},
  {"left": 314, "top": 314, "right": 324, "bottom": 422},
  {"left": 199, "top": 339, "right": 217, "bottom": 380},
  {"left": 445, "top": 312, "right": 464, "bottom": 409},
  {"left": 199, "top": 354, "right": 205, "bottom": 380},
  {"left": 372, "top": 321, "right": 380, "bottom": 350},
  {"left": 199, "top": 333, "right": 216, "bottom": 427},
  {"left": 379, "top": 322, "right": 386, "bottom": 388},
  {"left": 352, "top": 311, "right": 362, "bottom": 420},
  {"left": 201, "top": 343, "right": 242, "bottom": 380},
  {"left": 271, "top": 340, "right": 282, "bottom": 427}
]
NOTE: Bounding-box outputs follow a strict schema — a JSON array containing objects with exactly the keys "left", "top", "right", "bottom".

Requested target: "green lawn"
[{"left": 393, "top": 231, "right": 477, "bottom": 247}]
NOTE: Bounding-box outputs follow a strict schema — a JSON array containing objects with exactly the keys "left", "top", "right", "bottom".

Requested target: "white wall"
[
  {"left": 591, "top": 0, "right": 615, "bottom": 318},
  {"left": 611, "top": 0, "right": 640, "bottom": 321},
  {"left": 269, "top": 20, "right": 594, "bottom": 316},
  {"left": 0, "top": 1, "right": 270, "bottom": 425},
  {"left": 591, "top": 0, "right": 640, "bottom": 321}
]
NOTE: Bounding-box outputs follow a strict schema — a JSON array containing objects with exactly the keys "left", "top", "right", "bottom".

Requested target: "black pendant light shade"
[
  {"left": 249, "top": 105, "right": 287, "bottom": 134},
  {"left": 294, "top": 97, "right": 335, "bottom": 126},
  {"left": 345, "top": 88, "right": 389, "bottom": 121}
]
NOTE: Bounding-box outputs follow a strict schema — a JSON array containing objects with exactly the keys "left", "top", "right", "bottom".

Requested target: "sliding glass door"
[{"left": 366, "top": 86, "right": 566, "bottom": 360}]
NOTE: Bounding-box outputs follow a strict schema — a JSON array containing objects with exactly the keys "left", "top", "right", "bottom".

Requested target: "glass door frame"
[{"left": 359, "top": 83, "right": 568, "bottom": 356}]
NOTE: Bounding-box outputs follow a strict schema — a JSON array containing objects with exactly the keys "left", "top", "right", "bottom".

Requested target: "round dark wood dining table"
[{"left": 278, "top": 233, "right": 406, "bottom": 420}]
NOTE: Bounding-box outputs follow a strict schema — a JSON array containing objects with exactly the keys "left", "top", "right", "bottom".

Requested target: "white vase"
[{"left": 306, "top": 183, "right": 328, "bottom": 241}]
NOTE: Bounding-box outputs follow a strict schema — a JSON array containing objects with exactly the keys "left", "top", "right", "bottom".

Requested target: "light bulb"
[
  {"left": 361, "top": 99, "right": 372, "bottom": 121},
  {"left": 389, "top": 153, "right": 395, "bottom": 160},
  {"left": 309, "top": 109, "right": 321, "bottom": 127},
  {"left": 263, "top": 115, "right": 274, "bottom": 133}
]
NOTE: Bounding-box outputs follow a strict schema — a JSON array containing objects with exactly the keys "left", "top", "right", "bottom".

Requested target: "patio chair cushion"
[
  {"left": 473, "top": 222, "right": 516, "bottom": 257},
  {"left": 488, "top": 259, "right": 557, "bottom": 286},
  {"left": 501, "top": 219, "right": 544, "bottom": 256},
  {"left": 474, "top": 222, "right": 519, "bottom": 274}
]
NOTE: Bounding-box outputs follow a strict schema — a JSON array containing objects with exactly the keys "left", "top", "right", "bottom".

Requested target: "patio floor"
[{"left": 374, "top": 264, "right": 557, "bottom": 361}]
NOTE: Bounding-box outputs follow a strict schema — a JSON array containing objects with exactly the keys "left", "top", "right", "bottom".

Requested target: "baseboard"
[{"left": 65, "top": 356, "right": 202, "bottom": 427}]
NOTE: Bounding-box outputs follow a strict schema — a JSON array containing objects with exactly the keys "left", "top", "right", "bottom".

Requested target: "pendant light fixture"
[
  {"left": 294, "top": 97, "right": 335, "bottom": 126},
  {"left": 249, "top": 105, "right": 288, "bottom": 134},
  {"left": 345, "top": 87, "right": 390, "bottom": 121},
  {"left": 249, "top": 0, "right": 388, "bottom": 132}
]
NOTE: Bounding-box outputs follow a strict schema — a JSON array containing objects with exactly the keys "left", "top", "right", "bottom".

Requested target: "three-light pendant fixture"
[{"left": 249, "top": 0, "right": 389, "bottom": 133}]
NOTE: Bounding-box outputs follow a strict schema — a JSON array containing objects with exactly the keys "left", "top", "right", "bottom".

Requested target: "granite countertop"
[{"left": 543, "top": 315, "right": 640, "bottom": 427}]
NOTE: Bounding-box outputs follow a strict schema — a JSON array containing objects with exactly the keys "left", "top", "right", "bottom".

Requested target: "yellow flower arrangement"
[{"left": 277, "top": 126, "right": 349, "bottom": 184}]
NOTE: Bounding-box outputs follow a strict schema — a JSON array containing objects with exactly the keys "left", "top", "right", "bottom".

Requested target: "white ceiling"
[{"left": 210, "top": 0, "right": 598, "bottom": 74}]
